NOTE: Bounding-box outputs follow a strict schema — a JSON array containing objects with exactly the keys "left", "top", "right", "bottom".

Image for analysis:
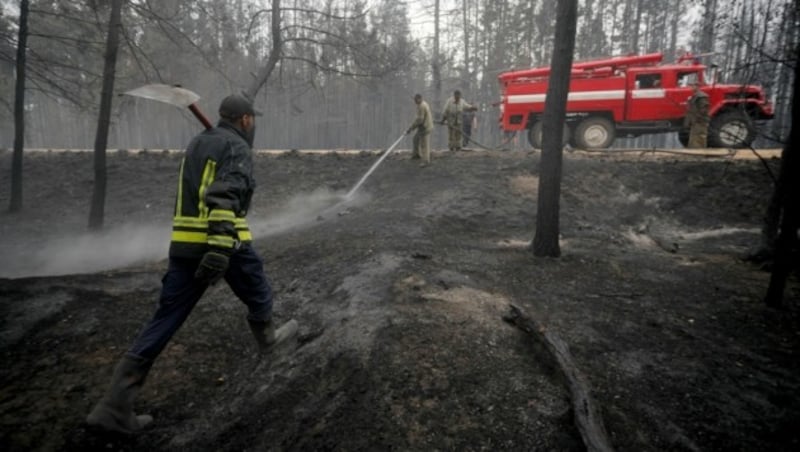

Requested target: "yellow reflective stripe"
[
  {"left": 172, "top": 215, "right": 252, "bottom": 245},
  {"left": 173, "top": 216, "right": 208, "bottom": 228},
  {"left": 198, "top": 160, "right": 217, "bottom": 218},
  {"left": 175, "top": 158, "right": 186, "bottom": 215},
  {"left": 209, "top": 209, "right": 236, "bottom": 222},
  {"left": 208, "top": 235, "right": 236, "bottom": 248},
  {"left": 172, "top": 230, "right": 252, "bottom": 244},
  {"left": 171, "top": 230, "right": 207, "bottom": 243}
]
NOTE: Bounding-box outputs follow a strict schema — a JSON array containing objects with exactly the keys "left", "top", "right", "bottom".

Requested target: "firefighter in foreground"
[
  {"left": 440, "top": 90, "right": 477, "bottom": 151},
  {"left": 685, "top": 81, "right": 710, "bottom": 148},
  {"left": 86, "top": 94, "right": 299, "bottom": 434},
  {"left": 407, "top": 93, "right": 434, "bottom": 166}
]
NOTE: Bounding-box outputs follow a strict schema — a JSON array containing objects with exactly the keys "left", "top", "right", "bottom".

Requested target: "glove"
[
  {"left": 406, "top": 128, "right": 412, "bottom": 135},
  {"left": 194, "top": 249, "right": 230, "bottom": 285}
]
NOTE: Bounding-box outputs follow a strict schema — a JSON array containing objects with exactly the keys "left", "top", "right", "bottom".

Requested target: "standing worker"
[
  {"left": 407, "top": 93, "right": 434, "bottom": 166},
  {"left": 86, "top": 94, "right": 299, "bottom": 434},
  {"left": 685, "top": 81, "right": 710, "bottom": 148},
  {"left": 441, "top": 90, "right": 477, "bottom": 151},
  {"left": 462, "top": 108, "right": 476, "bottom": 148}
]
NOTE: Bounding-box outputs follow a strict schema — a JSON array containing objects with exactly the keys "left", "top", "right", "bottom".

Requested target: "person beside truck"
[{"left": 685, "top": 81, "right": 711, "bottom": 148}]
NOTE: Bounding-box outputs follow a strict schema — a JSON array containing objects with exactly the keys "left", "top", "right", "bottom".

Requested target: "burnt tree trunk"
[
  {"left": 462, "top": 0, "right": 469, "bottom": 88},
  {"left": 504, "top": 304, "right": 614, "bottom": 452},
  {"left": 88, "top": 0, "right": 123, "bottom": 230},
  {"left": 9, "top": 0, "right": 29, "bottom": 213},
  {"left": 433, "top": 0, "right": 441, "bottom": 118},
  {"left": 531, "top": 0, "right": 578, "bottom": 257},
  {"left": 244, "top": 0, "right": 282, "bottom": 100},
  {"left": 764, "top": 43, "right": 800, "bottom": 308}
]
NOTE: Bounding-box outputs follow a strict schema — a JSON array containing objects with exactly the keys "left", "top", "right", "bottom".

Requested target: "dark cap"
[{"left": 219, "top": 94, "right": 261, "bottom": 120}]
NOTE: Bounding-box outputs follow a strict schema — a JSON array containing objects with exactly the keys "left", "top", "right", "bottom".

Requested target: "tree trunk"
[
  {"left": 462, "top": 0, "right": 469, "bottom": 87},
  {"left": 244, "top": 0, "right": 282, "bottom": 100},
  {"left": 764, "top": 42, "right": 800, "bottom": 308},
  {"left": 9, "top": 0, "right": 29, "bottom": 213},
  {"left": 531, "top": 0, "right": 578, "bottom": 258},
  {"left": 433, "top": 0, "right": 441, "bottom": 118},
  {"left": 631, "top": 0, "right": 643, "bottom": 53},
  {"left": 88, "top": 0, "right": 123, "bottom": 230},
  {"left": 700, "top": 0, "right": 717, "bottom": 53}
]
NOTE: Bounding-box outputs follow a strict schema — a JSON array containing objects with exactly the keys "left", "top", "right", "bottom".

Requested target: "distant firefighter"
[
  {"left": 685, "top": 82, "right": 710, "bottom": 148},
  {"left": 407, "top": 93, "right": 434, "bottom": 166},
  {"left": 441, "top": 90, "right": 478, "bottom": 151}
]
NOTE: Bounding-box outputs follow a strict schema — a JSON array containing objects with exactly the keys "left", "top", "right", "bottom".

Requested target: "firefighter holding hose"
[{"left": 407, "top": 93, "right": 434, "bottom": 166}]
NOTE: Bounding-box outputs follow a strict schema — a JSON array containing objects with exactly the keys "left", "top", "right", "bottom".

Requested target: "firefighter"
[
  {"left": 440, "top": 90, "right": 477, "bottom": 151},
  {"left": 685, "top": 82, "right": 710, "bottom": 148},
  {"left": 86, "top": 94, "right": 299, "bottom": 434},
  {"left": 462, "top": 108, "right": 476, "bottom": 148},
  {"left": 406, "top": 93, "right": 434, "bottom": 166}
]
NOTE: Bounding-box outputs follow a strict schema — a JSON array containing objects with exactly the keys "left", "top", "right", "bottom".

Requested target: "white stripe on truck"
[{"left": 508, "top": 89, "right": 667, "bottom": 104}]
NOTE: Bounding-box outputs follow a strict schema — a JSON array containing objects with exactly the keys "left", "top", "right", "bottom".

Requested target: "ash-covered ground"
[{"left": 0, "top": 147, "right": 798, "bottom": 451}]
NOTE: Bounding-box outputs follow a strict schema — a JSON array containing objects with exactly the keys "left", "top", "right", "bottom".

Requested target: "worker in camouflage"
[
  {"left": 441, "top": 90, "right": 477, "bottom": 151},
  {"left": 407, "top": 94, "right": 434, "bottom": 166},
  {"left": 685, "top": 82, "right": 710, "bottom": 148}
]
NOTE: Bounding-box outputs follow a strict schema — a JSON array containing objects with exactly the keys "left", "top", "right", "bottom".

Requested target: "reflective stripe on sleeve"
[
  {"left": 209, "top": 209, "right": 236, "bottom": 222},
  {"left": 208, "top": 234, "right": 236, "bottom": 249}
]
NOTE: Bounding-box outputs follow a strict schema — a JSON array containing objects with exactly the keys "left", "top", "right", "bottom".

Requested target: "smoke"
[
  {"left": 0, "top": 224, "right": 170, "bottom": 279},
  {"left": 250, "top": 187, "right": 368, "bottom": 238},
  {"left": 0, "top": 188, "right": 369, "bottom": 279}
]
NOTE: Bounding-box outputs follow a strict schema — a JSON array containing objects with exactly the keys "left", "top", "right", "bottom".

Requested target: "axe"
[{"left": 123, "top": 84, "right": 213, "bottom": 130}]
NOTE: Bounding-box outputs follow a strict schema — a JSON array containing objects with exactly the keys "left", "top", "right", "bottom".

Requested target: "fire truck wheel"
[
  {"left": 574, "top": 117, "right": 616, "bottom": 149},
  {"left": 529, "top": 121, "right": 570, "bottom": 149},
  {"left": 709, "top": 111, "right": 756, "bottom": 148}
]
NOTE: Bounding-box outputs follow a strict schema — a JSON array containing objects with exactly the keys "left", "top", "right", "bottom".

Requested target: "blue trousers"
[{"left": 128, "top": 244, "right": 273, "bottom": 361}]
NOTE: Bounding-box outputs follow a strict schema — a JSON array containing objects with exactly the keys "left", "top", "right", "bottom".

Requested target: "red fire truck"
[{"left": 497, "top": 53, "right": 774, "bottom": 149}]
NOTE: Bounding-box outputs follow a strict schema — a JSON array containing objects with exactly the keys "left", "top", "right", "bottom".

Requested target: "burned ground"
[{"left": 0, "top": 148, "right": 798, "bottom": 451}]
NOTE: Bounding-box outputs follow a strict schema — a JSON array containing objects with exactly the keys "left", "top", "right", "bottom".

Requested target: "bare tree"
[
  {"left": 244, "top": 0, "right": 281, "bottom": 100},
  {"left": 9, "top": 0, "right": 29, "bottom": 213},
  {"left": 531, "top": 0, "right": 578, "bottom": 258},
  {"left": 461, "top": 0, "right": 469, "bottom": 87},
  {"left": 698, "top": 0, "right": 718, "bottom": 52},
  {"left": 764, "top": 41, "right": 800, "bottom": 308},
  {"left": 433, "top": 0, "right": 442, "bottom": 116},
  {"left": 88, "top": 0, "right": 123, "bottom": 230}
]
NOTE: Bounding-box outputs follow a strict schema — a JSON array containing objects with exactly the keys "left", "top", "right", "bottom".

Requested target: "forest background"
[{"left": 0, "top": 0, "right": 797, "bottom": 152}]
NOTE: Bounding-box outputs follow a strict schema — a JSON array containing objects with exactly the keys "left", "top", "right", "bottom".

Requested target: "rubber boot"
[
  {"left": 86, "top": 354, "right": 154, "bottom": 434},
  {"left": 248, "top": 317, "right": 299, "bottom": 353}
]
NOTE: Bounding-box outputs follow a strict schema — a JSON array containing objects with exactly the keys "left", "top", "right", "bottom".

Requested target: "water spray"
[
  {"left": 311, "top": 132, "right": 407, "bottom": 221},
  {"left": 344, "top": 133, "right": 407, "bottom": 199}
]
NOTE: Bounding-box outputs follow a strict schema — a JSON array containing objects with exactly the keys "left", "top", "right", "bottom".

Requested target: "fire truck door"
[
  {"left": 626, "top": 73, "right": 666, "bottom": 121},
  {"left": 663, "top": 71, "right": 700, "bottom": 119}
]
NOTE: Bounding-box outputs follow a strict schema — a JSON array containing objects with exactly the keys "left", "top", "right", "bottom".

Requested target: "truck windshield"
[{"left": 677, "top": 71, "right": 701, "bottom": 87}]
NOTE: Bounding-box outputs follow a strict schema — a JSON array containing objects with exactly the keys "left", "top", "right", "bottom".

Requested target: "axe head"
[{"left": 123, "top": 84, "right": 201, "bottom": 108}]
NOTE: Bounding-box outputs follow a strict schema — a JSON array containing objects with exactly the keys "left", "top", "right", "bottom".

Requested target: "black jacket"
[{"left": 169, "top": 121, "right": 255, "bottom": 258}]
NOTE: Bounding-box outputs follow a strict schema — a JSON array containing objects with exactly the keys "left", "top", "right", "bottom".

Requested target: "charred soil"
[{"left": 0, "top": 148, "right": 799, "bottom": 451}]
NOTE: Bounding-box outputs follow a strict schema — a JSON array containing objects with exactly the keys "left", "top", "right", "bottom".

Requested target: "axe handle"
[{"left": 188, "top": 103, "right": 213, "bottom": 130}]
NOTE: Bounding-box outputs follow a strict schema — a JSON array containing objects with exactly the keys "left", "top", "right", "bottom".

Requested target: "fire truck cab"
[{"left": 498, "top": 53, "right": 774, "bottom": 149}]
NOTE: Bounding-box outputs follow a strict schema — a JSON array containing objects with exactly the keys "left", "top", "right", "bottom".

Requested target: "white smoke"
[
  {"left": 0, "top": 188, "right": 369, "bottom": 279},
  {"left": 0, "top": 223, "right": 170, "bottom": 279},
  {"left": 250, "top": 187, "right": 368, "bottom": 238}
]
